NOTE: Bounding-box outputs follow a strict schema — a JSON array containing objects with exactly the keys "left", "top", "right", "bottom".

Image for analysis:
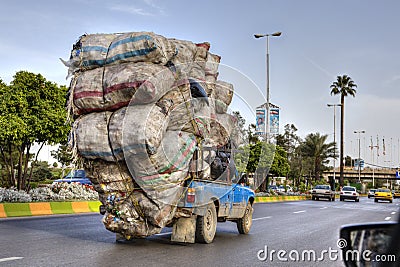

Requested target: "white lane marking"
[
  {"left": 391, "top": 212, "right": 396, "bottom": 215},
  {"left": 385, "top": 217, "right": 392, "bottom": 221},
  {"left": 154, "top": 231, "right": 172, "bottom": 236},
  {"left": 320, "top": 207, "right": 328, "bottom": 210},
  {"left": 0, "top": 257, "right": 23, "bottom": 263},
  {"left": 293, "top": 210, "right": 306, "bottom": 214},
  {"left": 253, "top": 216, "right": 272, "bottom": 221}
]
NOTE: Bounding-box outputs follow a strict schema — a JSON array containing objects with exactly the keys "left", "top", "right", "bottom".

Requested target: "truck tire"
[
  {"left": 195, "top": 203, "right": 217, "bottom": 243},
  {"left": 237, "top": 202, "right": 253, "bottom": 234}
]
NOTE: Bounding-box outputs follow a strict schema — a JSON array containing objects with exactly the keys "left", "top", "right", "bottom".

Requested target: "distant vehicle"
[
  {"left": 374, "top": 188, "right": 393, "bottom": 203},
  {"left": 311, "top": 184, "right": 335, "bottom": 201},
  {"left": 268, "top": 185, "right": 278, "bottom": 192},
  {"left": 277, "top": 185, "right": 293, "bottom": 193},
  {"left": 277, "top": 185, "right": 285, "bottom": 193},
  {"left": 340, "top": 186, "right": 359, "bottom": 202},
  {"left": 53, "top": 170, "right": 92, "bottom": 185},
  {"left": 367, "top": 189, "right": 377, "bottom": 198},
  {"left": 393, "top": 190, "right": 400, "bottom": 199}
]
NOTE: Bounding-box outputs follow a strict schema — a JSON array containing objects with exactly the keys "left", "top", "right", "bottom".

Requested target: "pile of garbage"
[{"left": 62, "top": 31, "right": 239, "bottom": 238}]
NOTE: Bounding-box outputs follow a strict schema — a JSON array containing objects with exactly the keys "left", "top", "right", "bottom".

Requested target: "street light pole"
[
  {"left": 354, "top": 130, "right": 366, "bottom": 183},
  {"left": 254, "top": 32, "right": 281, "bottom": 142},
  {"left": 327, "top": 104, "right": 342, "bottom": 186}
]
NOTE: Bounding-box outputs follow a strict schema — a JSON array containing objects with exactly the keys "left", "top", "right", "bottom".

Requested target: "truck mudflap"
[{"left": 171, "top": 216, "right": 197, "bottom": 243}]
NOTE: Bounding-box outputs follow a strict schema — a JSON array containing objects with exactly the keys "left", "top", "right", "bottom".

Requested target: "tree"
[
  {"left": 51, "top": 143, "right": 73, "bottom": 167},
  {"left": 276, "top": 124, "right": 302, "bottom": 186},
  {"left": 269, "top": 146, "right": 290, "bottom": 177},
  {"left": 344, "top": 155, "right": 353, "bottom": 167},
  {"left": 300, "top": 133, "right": 336, "bottom": 181},
  {"left": 234, "top": 141, "right": 289, "bottom": 191},
  {"left": 0, "top": 71, "right": 69, "bottom": 190},
  {"left": 246, "top": 123, "right": 259, "bottom": 144},
  {"left": 30, "top": 161, "right": 53, "bottom": 182},
  {"left": 330, "top": 75, "right": 357, "bottom": 186},
  {"left": 276, "top": 124, "right": 300, "bottom": 159}
]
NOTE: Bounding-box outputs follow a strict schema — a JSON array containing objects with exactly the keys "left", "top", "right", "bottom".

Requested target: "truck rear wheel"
[
  {"left": 195, "top": 203, "right": 217, "bottom": 243},
  {"left": 237, "top": 202, "right": 253, "bottom": 234}
]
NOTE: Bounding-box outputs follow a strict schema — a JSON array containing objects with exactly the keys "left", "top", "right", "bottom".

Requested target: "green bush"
[
  {"left": 350, "top": 183, "right": 362, "bottom": 191},
  {"left": 50, "top": 168, "right": 65, "bottom": 180},
  {"left": 29, "top": 181, "right": 39, "bottom": 189},
  {"left": 299, "top": 182, "right": 306, "bottom": 193},
  {"left": 30, "top": 161, "right": 53, "bottom": 182}
]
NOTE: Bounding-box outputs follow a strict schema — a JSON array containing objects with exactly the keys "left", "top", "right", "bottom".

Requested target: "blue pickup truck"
[
  {"left": 170, "top": 148, "right": 255, "bottom": 244},
  {"left": 52, "top": 170, "right": 92, "bottom": 185},
  {"left": 171, "top": 179, "right": 255, "bottom": 243}
]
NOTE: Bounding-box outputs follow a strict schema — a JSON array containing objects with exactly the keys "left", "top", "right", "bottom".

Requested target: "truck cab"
[{"left": 171, "top": 146, "right": 255, "bottom": 243}]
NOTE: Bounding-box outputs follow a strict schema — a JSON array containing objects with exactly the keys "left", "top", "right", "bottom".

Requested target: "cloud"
[
  {"left": 143, "top": 0, "right": 166, "bottom": 15},
  {"left": 384, "top": 74, "right": 400, "bottom": 85},
  {"left": 109, "top": 1, "right": 165, "bottom": 17},
  {"left": 110, "top": 4, "right": 154, "bottom": 16}
]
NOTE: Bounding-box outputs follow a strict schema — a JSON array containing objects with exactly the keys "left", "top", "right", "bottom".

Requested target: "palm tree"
[
  {"left": 330, "top": 75, "right": 357, "bottom": 187},
  {"left": 300, "top": 133, "right": 336, "bottom": 181}
]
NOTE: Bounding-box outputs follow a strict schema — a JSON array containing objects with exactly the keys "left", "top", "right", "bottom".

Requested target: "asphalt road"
[{"left": 0, "top": 197, "right": 399, "bottom": 267}]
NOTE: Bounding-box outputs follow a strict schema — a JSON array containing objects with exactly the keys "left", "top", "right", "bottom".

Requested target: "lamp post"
[
  {"left": 354, "top": 130, "right": 366, "bottom": 183},
  {"left": 369, "top": 137, "right": 378, "bottom": 187},
  {"left": 327, "top": 104, "right": 342, "bottom": 186},
  {"left": 254, "top": 31, "right": 281, "bottom": 142}
]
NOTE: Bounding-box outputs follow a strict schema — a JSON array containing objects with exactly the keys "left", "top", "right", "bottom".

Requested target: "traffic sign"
[{"left": 354, "top": 159, "right": 364, "bottom": 170}]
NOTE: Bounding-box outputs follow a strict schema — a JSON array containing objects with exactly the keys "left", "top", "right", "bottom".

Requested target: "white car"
[
  {"left": 340, "top": 186, "right": 359, "bottom": 202},
  {"left": 277, "top": 185, "right": 293, "bottom": 193},
  {"left": 367, "top": 189, "right": 376, "bottom": 198}
]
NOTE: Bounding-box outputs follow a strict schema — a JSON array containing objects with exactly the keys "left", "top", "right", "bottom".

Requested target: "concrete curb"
[
  {"left": 0, "top": 201, "right": 102, "bottom": 218},
  {"left": 254, "top": 195, "right": 311, "bottom": 203}
]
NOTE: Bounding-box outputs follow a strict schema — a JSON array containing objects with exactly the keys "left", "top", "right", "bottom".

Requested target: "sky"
[{"left": 1, "top": 0, "right": 400, "bottom": 167}]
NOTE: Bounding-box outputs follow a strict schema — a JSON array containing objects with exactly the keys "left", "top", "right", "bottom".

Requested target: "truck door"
[{"left": 231, "top": 183, "right": 246, "bottom": 215}]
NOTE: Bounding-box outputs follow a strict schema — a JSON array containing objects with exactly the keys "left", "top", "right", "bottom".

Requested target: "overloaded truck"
[{"left": 62, "top": 31, "right": 255, "bottom": 243}]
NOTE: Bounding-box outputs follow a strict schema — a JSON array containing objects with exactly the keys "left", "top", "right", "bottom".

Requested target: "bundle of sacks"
[{"left": 63, "top": 31, "right": 239, "bottom": 238}]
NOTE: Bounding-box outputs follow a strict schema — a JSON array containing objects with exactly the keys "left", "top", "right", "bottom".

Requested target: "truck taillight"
[{"left": 187, "top": 188, "right": 195, "bottom": 203}]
